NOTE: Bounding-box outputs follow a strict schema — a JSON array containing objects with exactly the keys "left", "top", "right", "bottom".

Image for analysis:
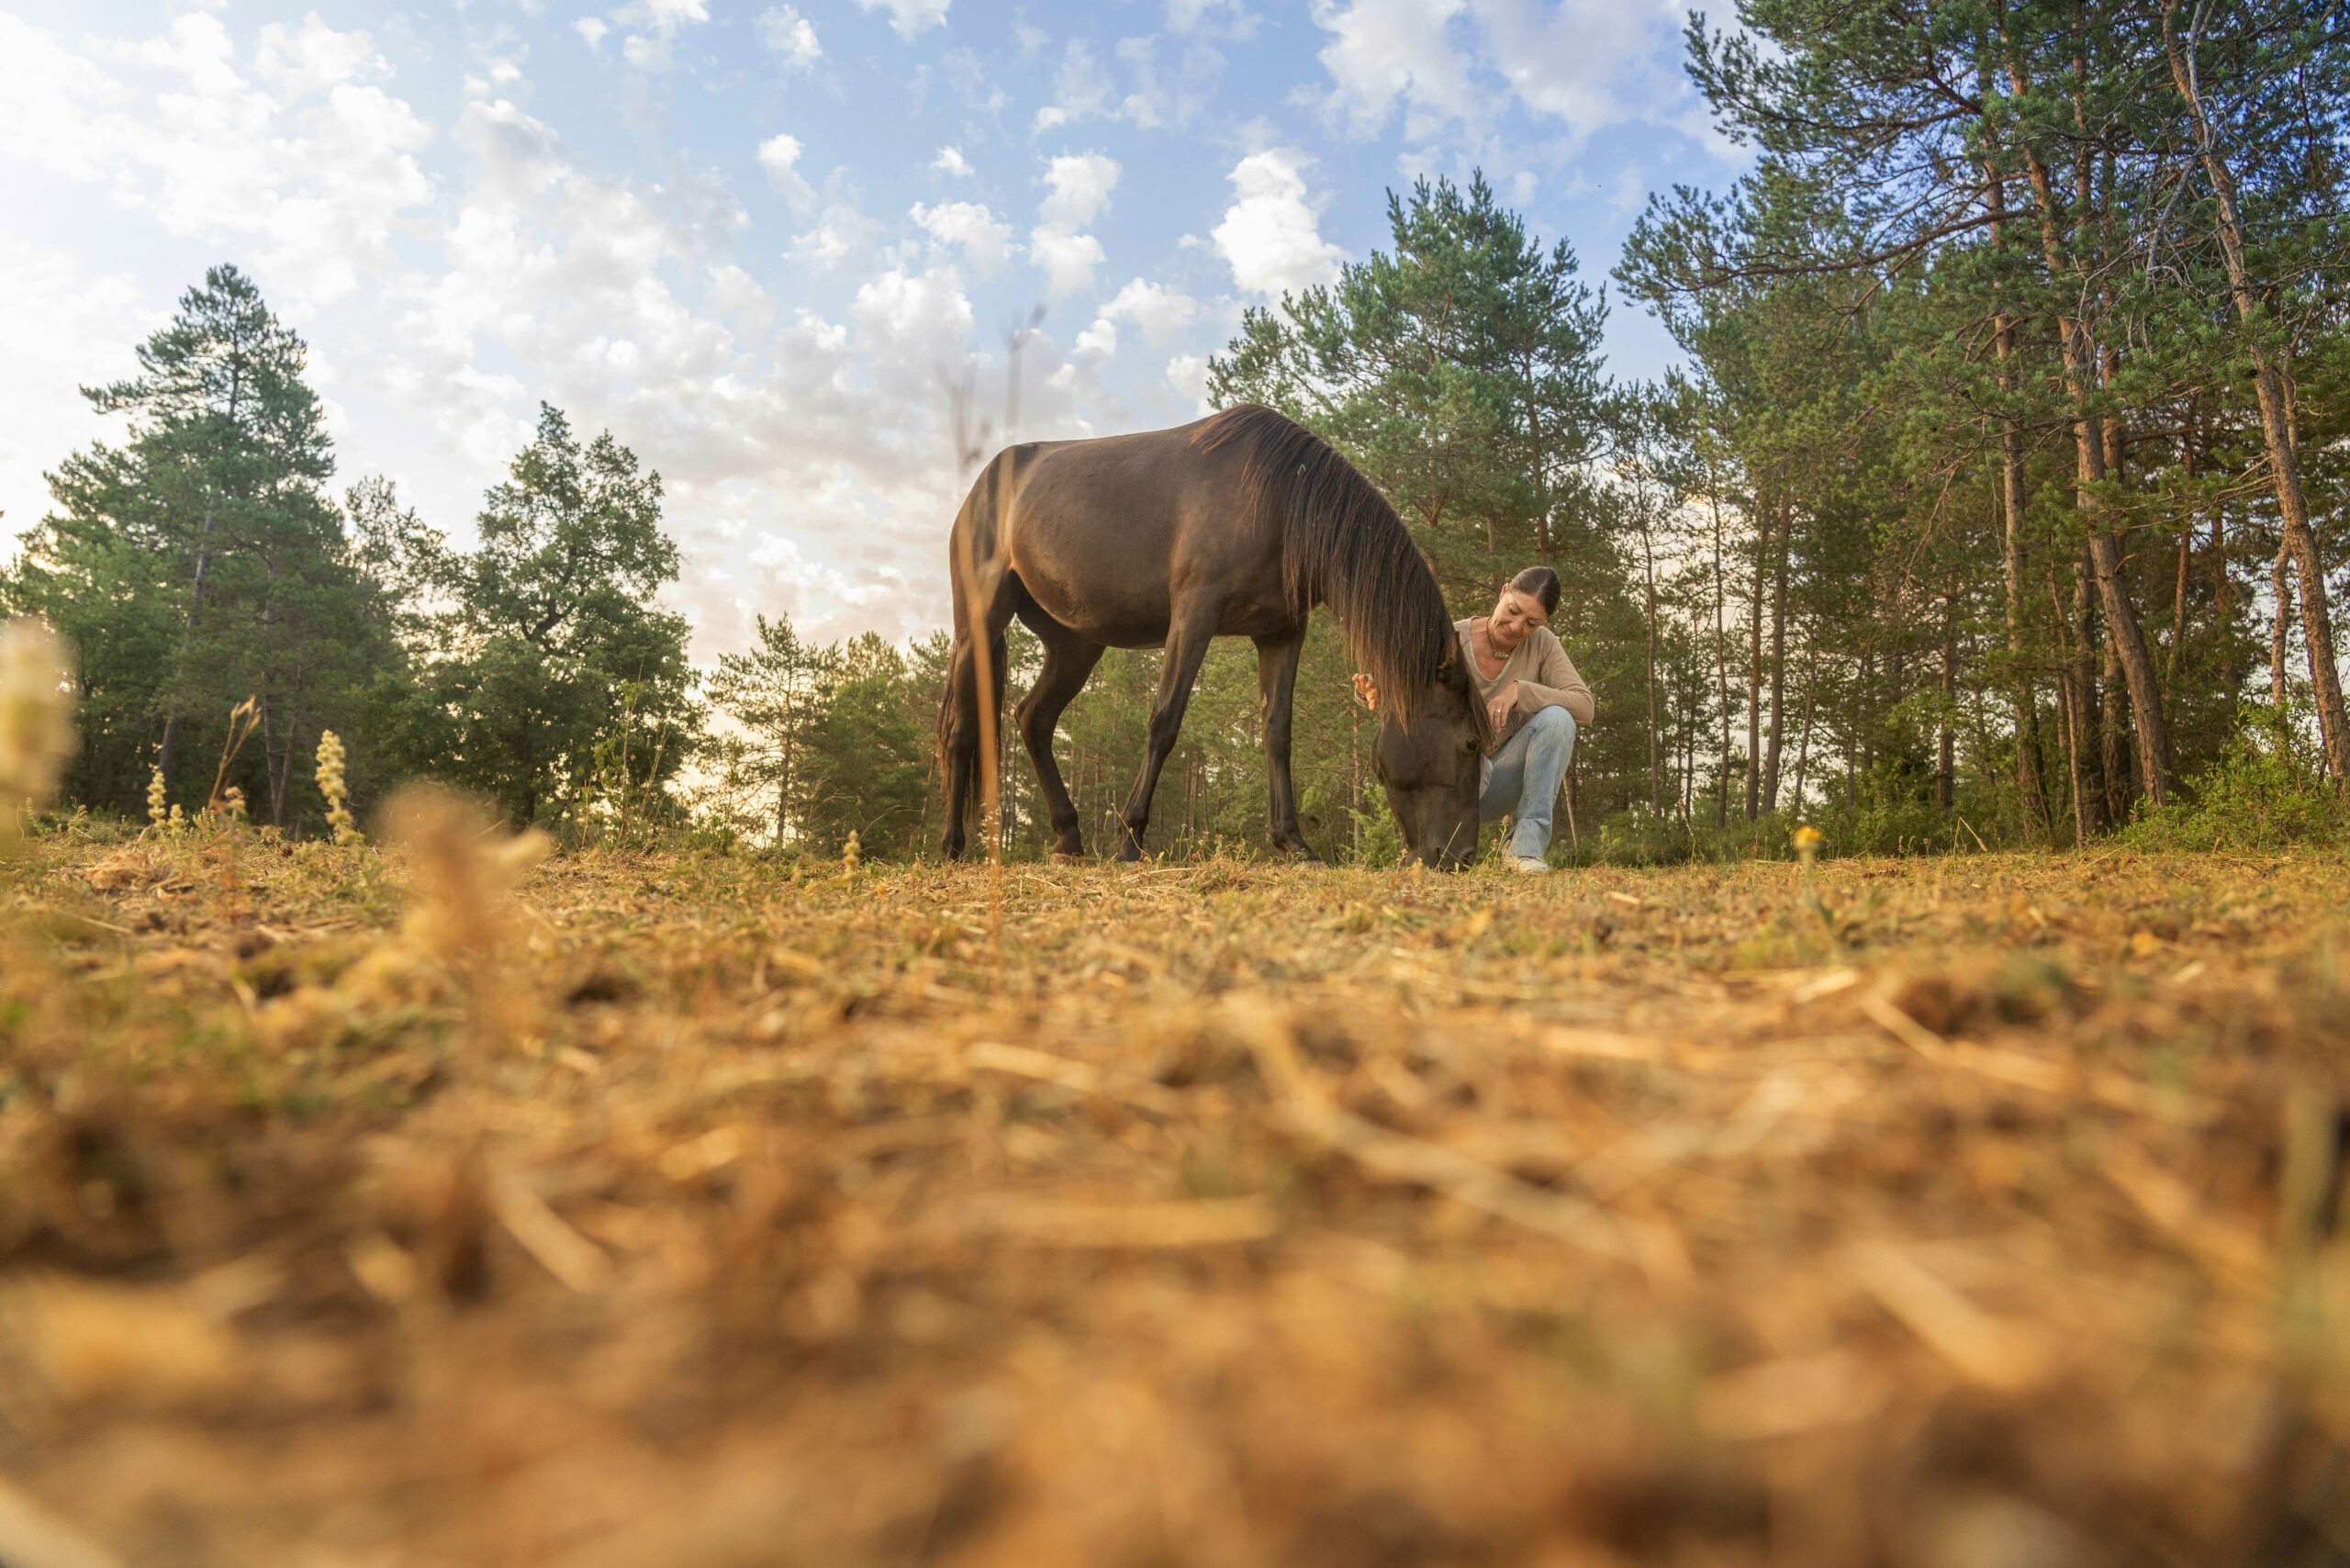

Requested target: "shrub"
[{"left": 2123, "top": 707, "right": 2344, "bottom": 852}]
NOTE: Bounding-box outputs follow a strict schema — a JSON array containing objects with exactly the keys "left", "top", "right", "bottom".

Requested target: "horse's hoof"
[{"left": 1050, "top": 850, "right": 1085, "bottom": 865}]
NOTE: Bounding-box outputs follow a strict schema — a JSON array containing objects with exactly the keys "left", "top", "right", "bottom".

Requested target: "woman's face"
[{"left": 1487, "top": 589, "right": 1549, "bottom": 654}]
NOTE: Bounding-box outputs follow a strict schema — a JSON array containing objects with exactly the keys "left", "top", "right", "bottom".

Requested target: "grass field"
[{"left": 4, "top": 817, "right": 2349, "bottom": 1566}]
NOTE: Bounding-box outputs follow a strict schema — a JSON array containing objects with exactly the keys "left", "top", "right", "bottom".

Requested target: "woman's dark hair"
[{"left": 1506, "top": 565, "right": 1561, "bottom": 618}]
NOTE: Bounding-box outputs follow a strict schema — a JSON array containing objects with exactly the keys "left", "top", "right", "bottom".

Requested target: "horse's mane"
[{"left": 1192, "top": 404, "right": 1454, "bottom": 720}]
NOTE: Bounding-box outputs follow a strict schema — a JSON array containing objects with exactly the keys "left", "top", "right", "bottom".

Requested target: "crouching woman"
[{"left": 1355, "top": 566, "right": 1594, "bottom": 873}]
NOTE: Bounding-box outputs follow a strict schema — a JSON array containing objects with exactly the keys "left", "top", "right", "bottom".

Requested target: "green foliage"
[
  {"left": 1212, "top": 172, "right": 1610, "bottom": 606},
  {"left": 2123, "top": 709, "right": 2346, "bottom": 853},
  {"left": 2, "top": 265, "right": 408, "bottom": 833},
  {"left": 397, "top": 405, "right": 700, "bottom": 829},
  {"left": 702, "top": 613, "right": 834, "bottom": 846},
  {"left": 792, "top": 633, "right": 933, "bottom": 860}
]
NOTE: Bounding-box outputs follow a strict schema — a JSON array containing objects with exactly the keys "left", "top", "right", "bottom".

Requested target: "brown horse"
[{"left": 939, "top": 404, "right": 1487, "bottom": 868}]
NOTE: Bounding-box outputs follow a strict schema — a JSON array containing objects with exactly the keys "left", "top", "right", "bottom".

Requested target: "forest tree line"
[{"left": 6, "top": 0, "right": 2347, "bottom": 862}]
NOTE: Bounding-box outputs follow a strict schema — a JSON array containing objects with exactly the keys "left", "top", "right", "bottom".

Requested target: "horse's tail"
[
  {"left": 936, "top": 447, "right": 1020, "bottom": 769},
  {"left": 1192, "top": 404, "right": 1452, "bottom": 719}
]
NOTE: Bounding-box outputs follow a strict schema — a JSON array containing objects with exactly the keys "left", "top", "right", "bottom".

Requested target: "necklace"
[{"left": 1471, "top": 620, "right": 1508, "bottom": 681}]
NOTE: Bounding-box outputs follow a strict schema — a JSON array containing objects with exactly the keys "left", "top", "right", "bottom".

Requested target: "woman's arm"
[{"left": 1513, "top": 633, "right": 1594, "bottom": 725}]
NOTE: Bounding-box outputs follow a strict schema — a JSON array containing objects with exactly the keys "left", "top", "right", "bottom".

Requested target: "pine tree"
[
  {"left": 706, "top": 613, "right": 834, "bottom": 846},
  {"left": 3, "top": 264, "right": 405, "bottom": 826}
]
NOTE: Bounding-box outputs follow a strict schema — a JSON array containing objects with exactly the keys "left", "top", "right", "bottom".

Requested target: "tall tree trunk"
[
  {"left": 1844, "top": 660, "right": 1862, "bottom": 813},
  {"left": 1641, "top": 513, "right": 1661, "bottom": 812},
  {"left": 1711, "top": 486, "right": 1732, "bottom": 829},
  {"left": 1746, "top": 498, "right": 1765, "bottom": 823},
  {"left": 2099, "top": 627, "right": 2130, "bottom": 822},
  {"left": 2000, "top": 450, "right": 2052, "bottom": 838},
  {"left": 2053, "top": 568, "right": 2102, "bottom": 841},
  {"left": 158, "top": 500, "right": 220, "bottom": 802},
  {"left": 1979, "top": 144, "right": 2053, "bottom": 840},
  {"left": 2273, "top": 541, "right": 2294, "bottom": 711},
  {"left": 2006, "top": 40, "right": 2176, "bottom": 804},
  {"left": 1762, "top": 503, "right": 1789, "bottom": 812},
  {"left": 1938, "top": 588, "right": 1956, "bottom": 811},
  {"left": 2166, "top": 6, "right": 2349, "bottom": 780},
  {"left": 1791, "top": 657, "right": 1818, "bottom": 814},
  {"left": 2166, "top": 509, "right": 2191, "bottom": 685}
]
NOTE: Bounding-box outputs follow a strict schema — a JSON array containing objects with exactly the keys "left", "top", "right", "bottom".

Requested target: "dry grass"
[{"left": 3, "top": 824, "right": 2350, "bottom": 1566}]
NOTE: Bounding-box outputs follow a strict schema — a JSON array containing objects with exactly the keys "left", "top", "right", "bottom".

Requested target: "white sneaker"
[{"left": 1507, "top": 856, "right": 1550, "bottom": 874}]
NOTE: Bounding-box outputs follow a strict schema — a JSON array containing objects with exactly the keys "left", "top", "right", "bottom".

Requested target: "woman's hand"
[
  {"left": 1351, "top": 672, "right": 1380, "bottom": 711},
  {"left": 1485, "top": 680, "right": 1518, "bottom": 734}
]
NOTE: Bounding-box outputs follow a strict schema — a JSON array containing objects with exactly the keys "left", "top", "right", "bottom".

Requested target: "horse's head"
[{"left": 1372, "top": 631, "right": 1485, "bottom": 870}]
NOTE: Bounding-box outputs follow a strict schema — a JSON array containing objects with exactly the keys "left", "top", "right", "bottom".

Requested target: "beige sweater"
[{"left": 1456, "top": 618, "right": 1594, "bottom": 748}]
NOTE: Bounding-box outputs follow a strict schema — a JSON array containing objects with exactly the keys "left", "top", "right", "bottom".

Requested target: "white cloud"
[
  {"left": 1310, "top": 0, "right": 1473, "bottom": 136},
  {"left": 1166, "top": 0, "right": 1253, "bottom": 33},
  {"left": 1027, "top": 226, "right": 1105, "bottom": 299},
  {"left": 255, "top": 16, "right": 386, "bottom": 97},
  {"left": 610, "top": 0, "right": 710, "bottom": 72},
  {"left": 858, "top": 0, "right": 952, "bottom": 41},
  {"left": 755, "top": 133, "right": 813, "bottom": 206},
  {"left": 1096, "top": 277, "right": 1197, "bottom": 346},
  {"left": 576, "top": 17, "right": 611, "bottom": 49},
  {"left": 789, "top": 199, "right": 882, "bottom": 270},
  {"left": 1072, "top": 317, "right": 1117, "bottom": 359},
  {"left": 1164, "top": 352, "right": 1211, "bottom": 410},
  {"left": 1309, "top": 0, "right": 1684, "bottom": 151},
  {"left": 1070, "top": 276, "right": 1201, "bottom": 366},
  {"left": 755, "top": 6, "right": 822, "bottom": 69},
  {"left": 932, "top": 145, "right": 975, "bottom": 177},
  {"left": 1032, "top": 39, "right": 1113, "bottom": 134},
  {"left": 0, "top": 237, "right": 156, "bottom": 546},
  {"left": 911, "top": 200, "right": 1013, "bottom": 275},
  {"left": 617, "top": 0, "right": 711, "bottom": 31},
  {"left": 0, "top": 12, "right": 434, "bottom": 308},
  {"left": 1025, "top": 152, "right": 1118, "bottom": 300},
  {"left": 1038, "top": 151, "right": 1119, "bottom": 227},
  {"left": 1213, "top": 149, "right": 1341, "bottom": 296},
  {"left": 852, "top": 265, "right": 974, "bottom": 343},
  {"left": 1472, "top": 0, "right": 1675, "bottom": 146}
]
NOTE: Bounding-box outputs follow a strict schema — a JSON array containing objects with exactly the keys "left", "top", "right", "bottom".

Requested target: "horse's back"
[{"left": 991, "top": 419, "right": 1287, "bottom": 646}]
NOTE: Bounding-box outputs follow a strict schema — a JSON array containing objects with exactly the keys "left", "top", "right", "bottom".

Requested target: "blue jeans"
[{"left": 1479, "top": 705, "right": 1576, "bottom": 860}]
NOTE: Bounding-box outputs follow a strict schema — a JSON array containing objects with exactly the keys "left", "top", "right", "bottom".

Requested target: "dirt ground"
[{"left": 3, "top": 819, "right": 2349, "bottom": 1566}]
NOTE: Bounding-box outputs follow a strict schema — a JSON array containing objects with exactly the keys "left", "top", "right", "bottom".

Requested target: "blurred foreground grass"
[{"left": 3, "top": 823, "right": 2350, "bottom": 1566}]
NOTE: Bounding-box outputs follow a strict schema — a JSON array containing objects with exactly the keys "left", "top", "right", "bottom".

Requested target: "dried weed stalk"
[
  {"left": 377, "top": 784, "right": 553, "bottom": 962},
  {"left": 315, "top": 731, "right": 361, "bottom": 846},
  {"left": 0, "top": 619, "right": 74, "bottom": 853}
]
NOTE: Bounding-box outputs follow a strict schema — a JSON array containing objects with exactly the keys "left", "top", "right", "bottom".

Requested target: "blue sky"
[{"left": 0, "top": 0, "right": 1742, "bottom": 653}]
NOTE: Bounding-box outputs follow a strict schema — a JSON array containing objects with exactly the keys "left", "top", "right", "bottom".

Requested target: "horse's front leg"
[
  {"left": 1115, "top": 605, "right": 1217, "bottom": 862},
  {"left": 1016, "top": 618, "right": 1105, "bottom": 858},
  {"left": 1254, "top": 630, "right": 1318, "bottom": 860}
]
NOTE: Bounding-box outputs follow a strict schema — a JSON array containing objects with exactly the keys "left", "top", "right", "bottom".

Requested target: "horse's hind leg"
[
  {"left": 1015, "top": 608, "right": 1105, "bottom": 857},
  {"left": 1254, "top": 629, "right": 1319, "bottom": 861},
  {"left": 1115, "top": 602, "right": 1217, "bottom": 862},
  {"left": 940, "top": 580, "right": 1018, "bottom": 860}
]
